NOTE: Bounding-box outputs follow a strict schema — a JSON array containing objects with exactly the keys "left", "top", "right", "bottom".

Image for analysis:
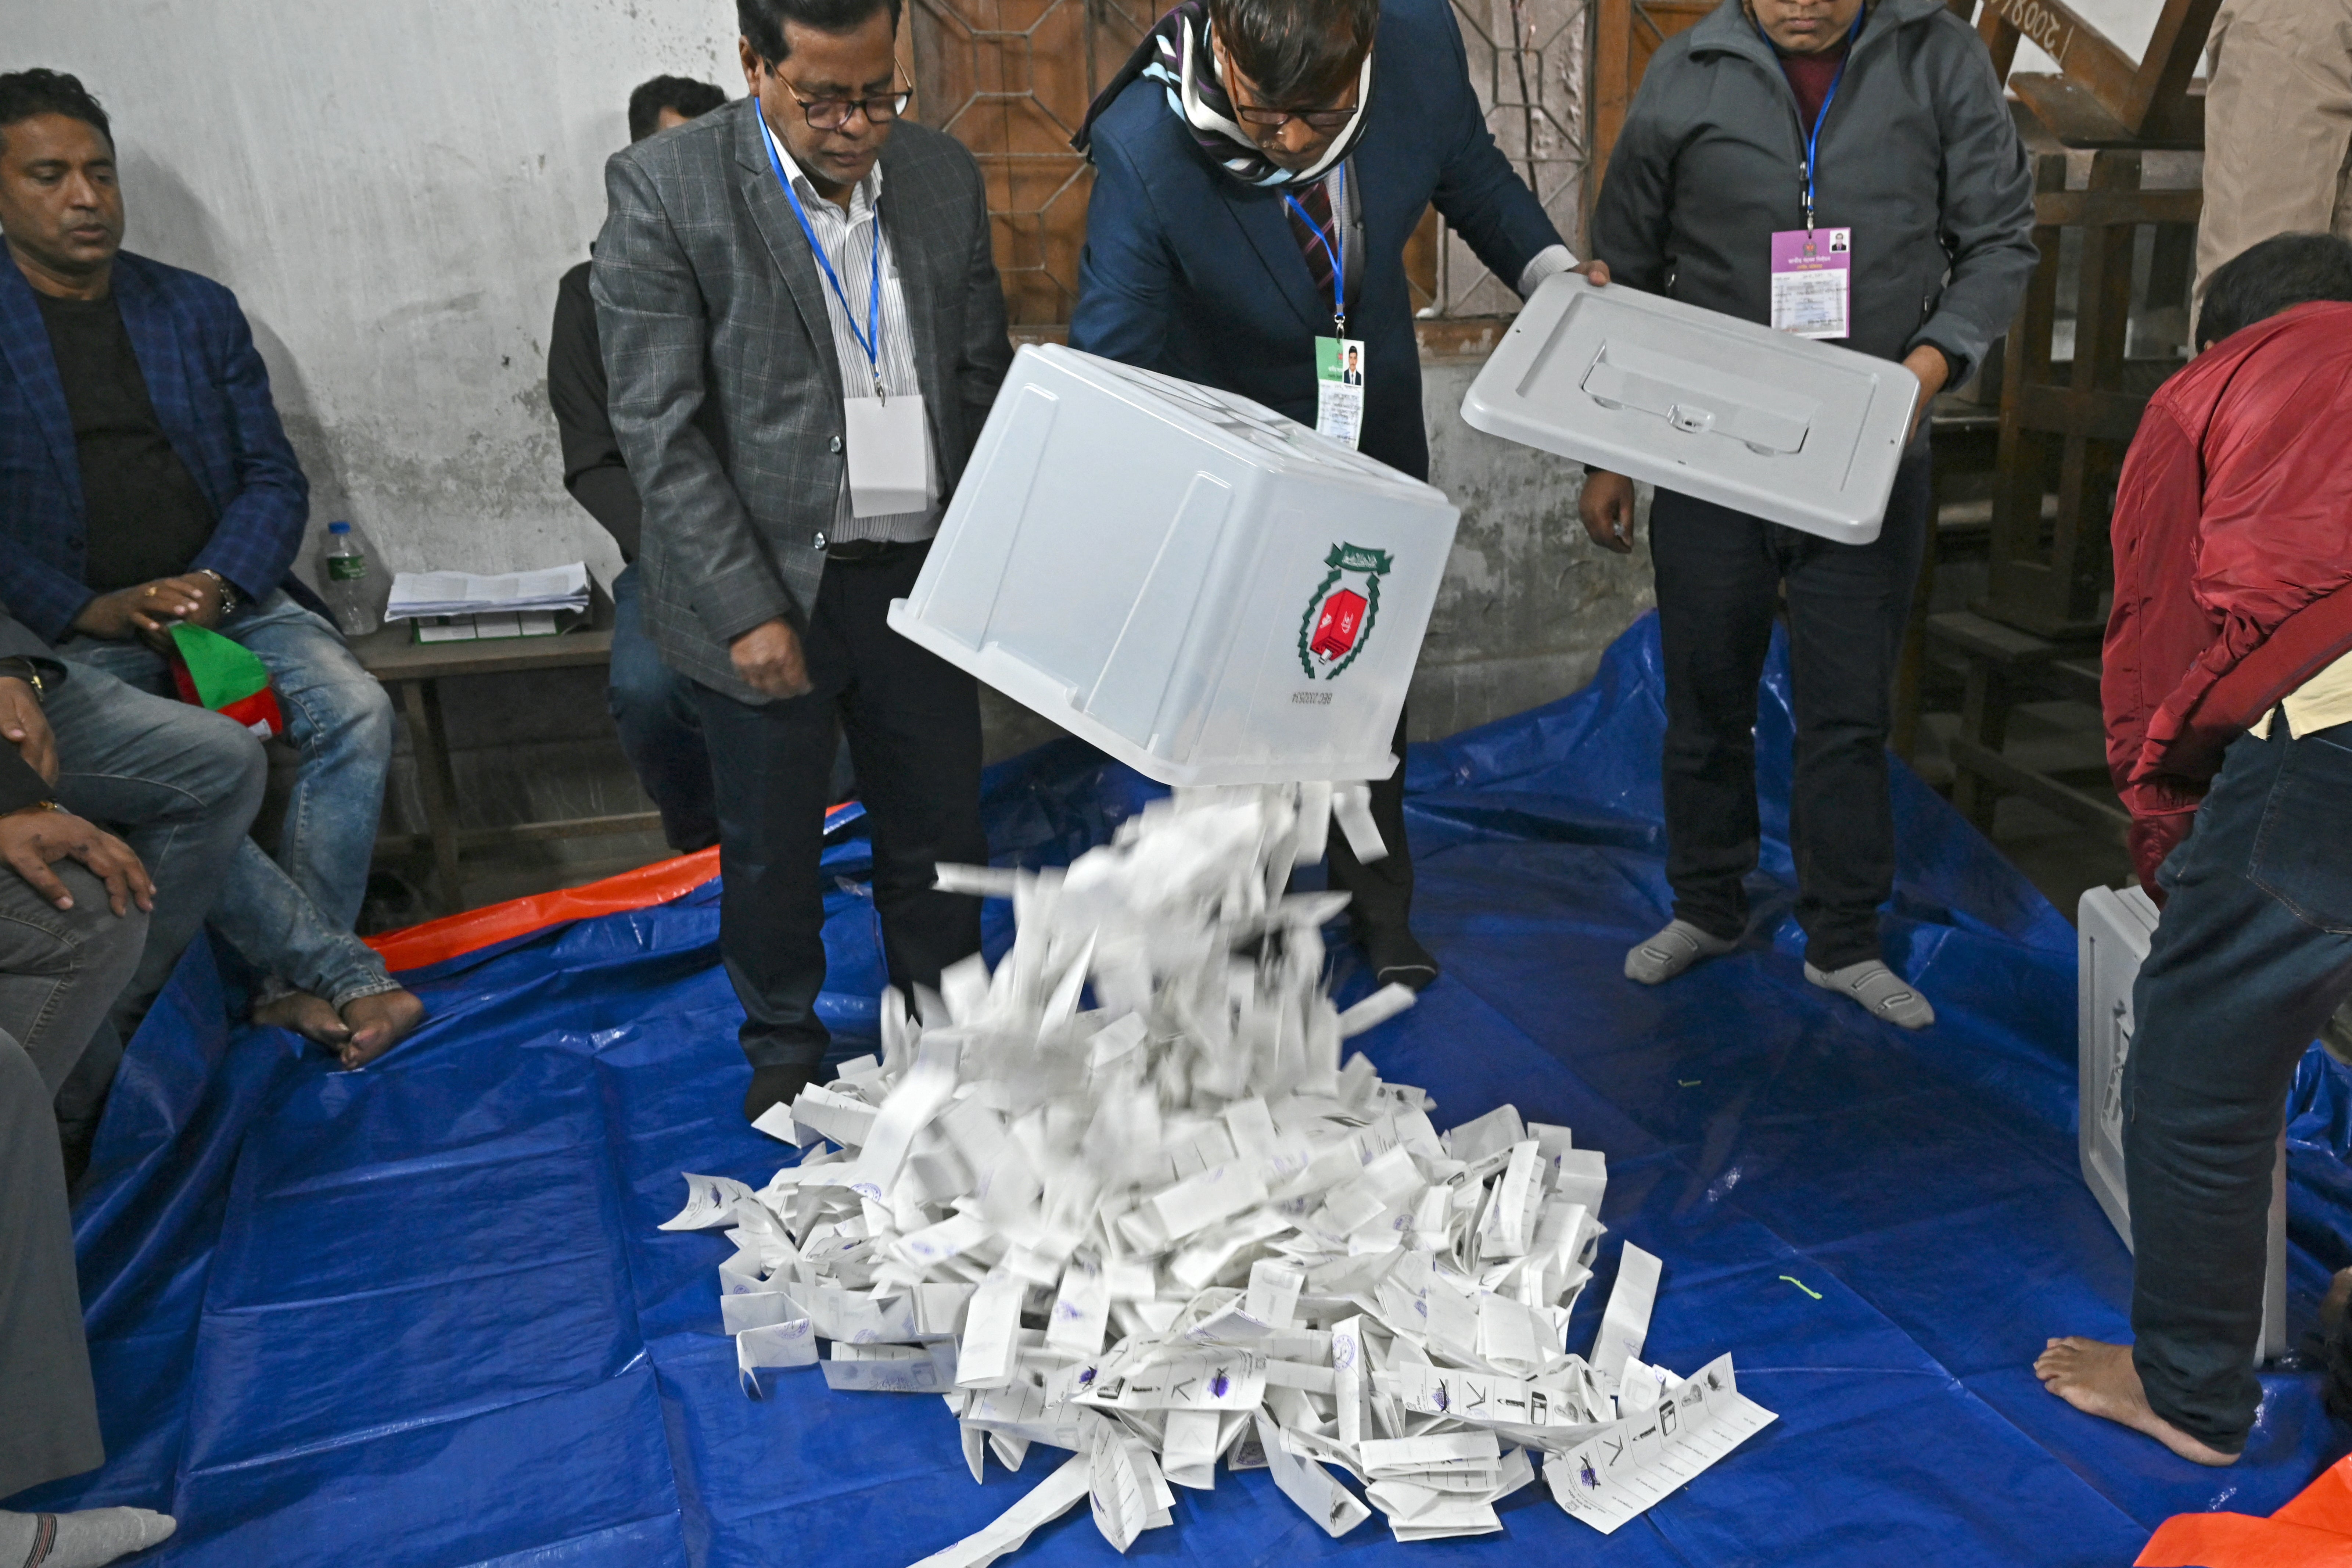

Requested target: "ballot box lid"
[{"left": 1459, "top": 273, "right": 1920, "bottom": 546}]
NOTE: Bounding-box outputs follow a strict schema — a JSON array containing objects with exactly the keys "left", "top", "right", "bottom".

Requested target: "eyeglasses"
[
  {"left": 1231, "top": 102, "right": 1357, "bottom": 132},
  {"left": 772, "top": 67, "right": 913, "bottom": 131}
]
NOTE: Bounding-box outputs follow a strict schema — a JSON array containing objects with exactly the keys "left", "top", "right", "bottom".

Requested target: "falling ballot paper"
[{"left": 661, "top": 783, "right": 1776, "bottom": 1561}]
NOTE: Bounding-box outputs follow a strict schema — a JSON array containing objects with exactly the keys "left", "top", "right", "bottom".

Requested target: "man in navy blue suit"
[
  {"left": 0, "top": 71, "right": 420, "bottom": 1077},
  {"left": 1070, "top": 0, "right": 1591, "bottom": 989}
]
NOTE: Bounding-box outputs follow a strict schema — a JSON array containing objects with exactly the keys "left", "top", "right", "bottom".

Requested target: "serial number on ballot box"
[{"left": 1292, "top": 691, "right": 1333, "bottom": 706}]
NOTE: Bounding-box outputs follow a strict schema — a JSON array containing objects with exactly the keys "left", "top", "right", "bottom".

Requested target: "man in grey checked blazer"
[{"left": 594, "top": 0, "right": 1010, "bottom": 1121}]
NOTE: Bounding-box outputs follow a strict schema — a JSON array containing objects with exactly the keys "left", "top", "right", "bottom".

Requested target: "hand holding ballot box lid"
[
  {"left": 1459, "top": 272, "right": 1921, "bottom": 546},
  {"left": 887, "top": 345, "right": 1459, "bottom": 787}
]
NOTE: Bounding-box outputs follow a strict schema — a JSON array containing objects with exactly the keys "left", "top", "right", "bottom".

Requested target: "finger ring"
[{"left": 144, "top": 586, "right": 158, "bottom": 596}]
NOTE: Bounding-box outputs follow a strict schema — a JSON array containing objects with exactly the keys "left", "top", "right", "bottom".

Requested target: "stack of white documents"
[{"left": 386, "top": 563, "right": 590, "bottom": 641}]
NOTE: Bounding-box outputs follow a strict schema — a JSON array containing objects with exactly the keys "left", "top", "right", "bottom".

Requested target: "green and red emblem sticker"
[{"left": 1298, "top": 542, "right": 1392, "bottom": 679}]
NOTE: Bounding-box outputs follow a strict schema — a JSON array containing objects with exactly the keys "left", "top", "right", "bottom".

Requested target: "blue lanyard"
[
  {"left": 1763, "top": 7, "right": 1866, "bottom": 234},
  {"left": 761, "top": 120, "right": 887, "bottom": 397},
  {"left": 1283, "top": 167, "right": 1348, "bottom": 336}
]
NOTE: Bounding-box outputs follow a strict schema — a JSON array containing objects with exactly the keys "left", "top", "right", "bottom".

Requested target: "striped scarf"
[{"left": 1074, "top": 0, "right": 1374, "bottom": 190}]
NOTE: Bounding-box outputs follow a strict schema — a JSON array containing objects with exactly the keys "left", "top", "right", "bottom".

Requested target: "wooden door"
[{"left": 1589, "top": 0, "right": 1713, "bottom": 205}]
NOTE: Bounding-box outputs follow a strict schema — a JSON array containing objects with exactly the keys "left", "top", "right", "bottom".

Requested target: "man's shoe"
[
  {"left": 744, "top": 1065, "right": 816, "bottom": 1124},
  {"left": 1624, "top": 920, "right": 1738, "bottom": 985},
  {"left": 1361, "top": 925, "right": 1440, "bottom": 991},
  {"left": 1804, "top": 960, "right": 1935, "bottom": 1030}
]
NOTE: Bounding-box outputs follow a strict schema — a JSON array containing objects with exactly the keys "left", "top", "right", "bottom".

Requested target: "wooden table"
[{"left": 351, "top": 597, "right": 660, "bottom": 915}]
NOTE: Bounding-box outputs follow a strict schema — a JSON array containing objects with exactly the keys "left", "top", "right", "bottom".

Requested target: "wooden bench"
[
  {"left": 1925, "top": 608, "right": 2125, "bottom": 834},
  {"left": 351, "top": 595, "right": 658, "bottom": 915}
]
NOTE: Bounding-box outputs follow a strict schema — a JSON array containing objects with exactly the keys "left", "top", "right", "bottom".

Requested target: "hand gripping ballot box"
[
  {"left": 1459, "top": 272, "right": 1920, "bottom": 545},
  {"left": 2079, "top": 884, "right": 2287, "bottom": 1363},
  {"left": 888, "top": 345, "right": 1459, "bottom": 787}
]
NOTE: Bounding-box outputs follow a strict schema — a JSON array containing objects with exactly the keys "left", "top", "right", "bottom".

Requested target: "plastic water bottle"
[{"left": 321, "top": 520, "right": 383, "bottom": 635}]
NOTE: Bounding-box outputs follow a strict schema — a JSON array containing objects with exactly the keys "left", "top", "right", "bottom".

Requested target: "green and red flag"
[{"left": 167, "top": 622, "right": 285, "bottom": 739}]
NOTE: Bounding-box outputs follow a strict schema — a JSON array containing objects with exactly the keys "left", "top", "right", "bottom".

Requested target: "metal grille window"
[{"left": 1421, "top": 0, "right": 1592, "bottom": 318}]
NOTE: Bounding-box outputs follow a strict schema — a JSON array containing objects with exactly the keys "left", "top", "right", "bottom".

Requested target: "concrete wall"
[
  {"left": 10, "top": 0, "right": 740, "bottom": 588},
  {"left": 1413, "top": 356, "right": 1652, "bottom": 741}
]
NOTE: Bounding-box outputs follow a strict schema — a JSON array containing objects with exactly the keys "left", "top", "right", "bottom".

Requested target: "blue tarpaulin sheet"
[{"left": 15, "top": 614, "right": 2352, "bottom": 1566}]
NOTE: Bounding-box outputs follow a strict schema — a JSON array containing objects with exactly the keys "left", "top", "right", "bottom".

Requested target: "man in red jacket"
[{"left": 2036, "top": 233, "right": 2352, "bottom": 1466}]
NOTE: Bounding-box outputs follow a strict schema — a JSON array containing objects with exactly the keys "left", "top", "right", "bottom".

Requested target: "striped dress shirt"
[{"left": 765, "top": 125, "right": 940, "bottom": 544}]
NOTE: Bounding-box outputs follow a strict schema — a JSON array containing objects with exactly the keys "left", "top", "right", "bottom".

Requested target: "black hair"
[
  {"left": 628, "top": 76, "right": 729, "bottom": 142},
  {"left": 1206, "top": 0, "right": 1379, "bottom": 108},
  {"left": 2198, "top": 232, "right": 2352, "bottom": 350},
  {"left": 737, "top": 0, "right": 905, "bottom": 66},
  {"left": 0, "top": 68, "right": 112, "bottom": 153}
]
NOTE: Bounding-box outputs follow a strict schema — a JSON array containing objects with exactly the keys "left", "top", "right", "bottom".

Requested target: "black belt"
[{"left": 825, "top": 538, "right": 928, "bottom": 563}]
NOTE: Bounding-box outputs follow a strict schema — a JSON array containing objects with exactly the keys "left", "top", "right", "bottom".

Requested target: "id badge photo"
[
  {"left": 1315, "top": 336, "right": 1367, "bottom": 449},
  {"left": 1769, "top": 227, "right": 1852, "bottom": 340}
]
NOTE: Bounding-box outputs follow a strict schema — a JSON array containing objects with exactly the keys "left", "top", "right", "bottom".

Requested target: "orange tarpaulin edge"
[
  {"left": 365, "top": 803, "right": 866, "bottom": 972},
  {"left": 364, "top": 847, "right": 721, "bottom": 973},
  {"left": 2137, "top": 1454, "right": 2352, "bottom": 1568}
]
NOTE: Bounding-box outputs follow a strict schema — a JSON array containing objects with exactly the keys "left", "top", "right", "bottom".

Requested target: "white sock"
[
  {"left": 1804, "top": 959, "right": 1936, "bottom": 1030},
  {"left": 0, "top": 1508, "right": 178, "bottom": 1568}
]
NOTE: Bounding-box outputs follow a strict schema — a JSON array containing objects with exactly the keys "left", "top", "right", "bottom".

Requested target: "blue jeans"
[
  {"left": 2127, "top": 716, "right": 2352, "bottom": 1452},
  {"left": 610, "top": 565, "right": 718, "bottom": 853},
  {"left": 56, "top": 591, "right": 397, "bottom": 1006}
]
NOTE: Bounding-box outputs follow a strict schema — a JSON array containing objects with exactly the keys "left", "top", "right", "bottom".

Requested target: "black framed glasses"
[
  {"left": 773, "top": 67, "right": 914, "bottom": 130},
  {"left": 1231, "top": 103, "right": 1356, "bottom": 131}
]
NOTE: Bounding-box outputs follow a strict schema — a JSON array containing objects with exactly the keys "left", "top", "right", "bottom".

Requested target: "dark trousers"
[
  {"left": 2127, "top": 717, "right": 2352, "bottom": 1453},
  {"left": 689, "top": 543, "right": 987, "bottom": 1072},
  {"left": 610, "top": 565, "right": 719, "bottom": 853},
  {"left": 1648, "top": 443, "right": 1931, "bottom": 970},
  {"left": 0, "top": 861, "right": 143, "bottom": 1497},
  {"left": 1329, "top": 705, "right": 1415, "bottom": 940},
  {"left": 0, "top": 1027, "right": 103, "bottom": 1498}
]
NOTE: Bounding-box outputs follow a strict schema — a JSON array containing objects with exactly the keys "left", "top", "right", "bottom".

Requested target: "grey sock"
[
  {"left": 1623, "top": 919, "right": 1738, "bottom": 985},
  {"left": 1805, "top": 959, "right": 1936, "bottom": 1030},
  {"left": 0, "top": 1508, "right": 178, "bottom": 1568}
]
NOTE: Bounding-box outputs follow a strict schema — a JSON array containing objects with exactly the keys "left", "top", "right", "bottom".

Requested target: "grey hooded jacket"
[{"left": 1590, "top": 0, "right": 2036, "bottom": 384}]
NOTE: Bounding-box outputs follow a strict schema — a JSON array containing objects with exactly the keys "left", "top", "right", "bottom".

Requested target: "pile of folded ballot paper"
[{"left": 663, "top": 783, "right": 1775, "bottom": 1562}]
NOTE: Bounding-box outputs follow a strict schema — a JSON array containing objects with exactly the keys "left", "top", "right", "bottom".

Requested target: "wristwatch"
[
  {"left": 0, "top": 657, "right": 46, "bottom": 702},
  {"left": 195, "top": 568, "right": 241, "bottom": 617}
]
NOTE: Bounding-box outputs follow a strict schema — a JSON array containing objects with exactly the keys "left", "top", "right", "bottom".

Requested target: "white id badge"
[
  {"left": 1314, "top": 336, "right": 1366, "bottom": 448},
  {"left": 843, "top": 392, "right": 933, "bottom": 518},
  {"left": 1769, "top": 228, "right": 1852, "bottom": 340}
]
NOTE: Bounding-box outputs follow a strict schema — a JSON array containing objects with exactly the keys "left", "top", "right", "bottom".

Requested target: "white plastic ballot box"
[
  {"left": 2079, "top": 884, "right": 2287, "bottom": 1364},
  {"left": 887, "top": 345, "right": 1460, "bottom": 786},
  {"left": 1458, "top": 272, "right": 1920, "bottom": 545}
]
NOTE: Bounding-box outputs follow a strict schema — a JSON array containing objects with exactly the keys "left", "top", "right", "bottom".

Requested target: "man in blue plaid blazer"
[{"left": 0, "top": 71, "right": 421, "bottom": 1074}]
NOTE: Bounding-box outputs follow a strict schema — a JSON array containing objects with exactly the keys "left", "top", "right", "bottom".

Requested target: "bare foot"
[
  {"left": 254, "top": 990, "right": 352, "bottom": 1048},
  {"left": 2033, "top": 1337, "right": 2241, "bottom": 1467},
  {"left": 338, "top": 988, "right": 427, "bottom": 1069}
]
